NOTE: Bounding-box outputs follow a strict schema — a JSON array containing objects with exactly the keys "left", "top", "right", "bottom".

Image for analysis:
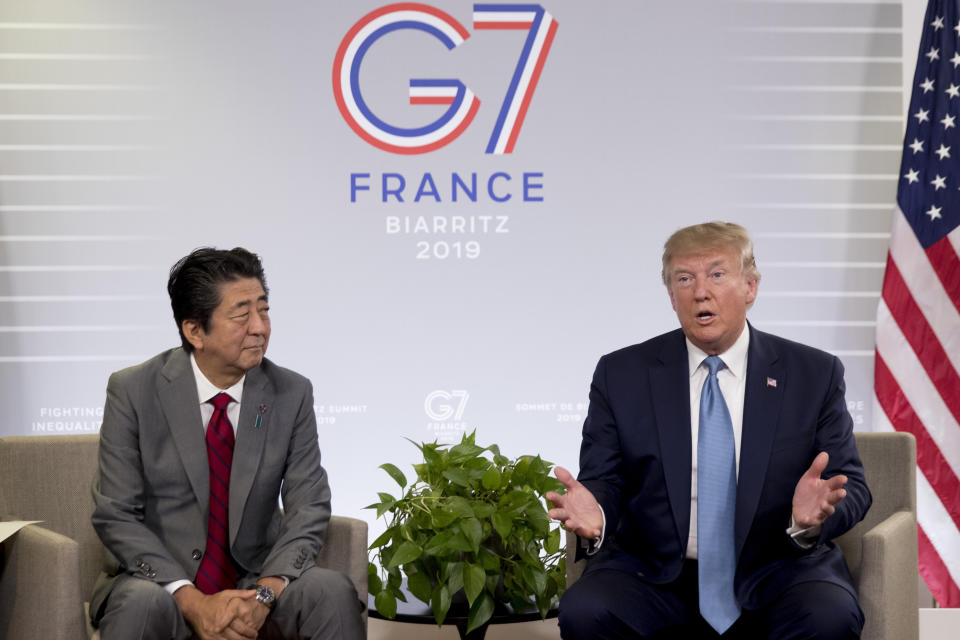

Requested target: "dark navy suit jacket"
[{"left": 578, "top": 325, "right": 871, "bottom": 610}]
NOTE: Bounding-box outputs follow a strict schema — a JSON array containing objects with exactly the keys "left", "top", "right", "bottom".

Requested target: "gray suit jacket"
[{"left": 89, "top": 347, "right": 331, "bottom": 620}]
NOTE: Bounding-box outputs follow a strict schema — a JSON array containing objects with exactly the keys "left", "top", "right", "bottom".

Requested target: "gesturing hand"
[
  {"left": 546, "top": 466, "right": 603, "bottom": 540},
  {"left": 792, "top": 451, "right": 848, "bottom": 529}
]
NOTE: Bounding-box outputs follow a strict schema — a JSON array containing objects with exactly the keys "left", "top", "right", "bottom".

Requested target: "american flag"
[{"left": 875, "top": 0, "right": 960, "bottom": 607}]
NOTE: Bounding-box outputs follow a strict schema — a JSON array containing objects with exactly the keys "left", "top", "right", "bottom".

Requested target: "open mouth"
[{"left": 696, "top": 311, "right": 716, "bottom": 322}]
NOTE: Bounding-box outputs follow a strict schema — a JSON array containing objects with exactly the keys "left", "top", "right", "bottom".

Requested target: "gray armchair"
[
  {"left": 565, "top": 431, "right": 919, "bottom": 640},
  {"left": 0, "top": 434, "right": 368, "bottom": 640}
]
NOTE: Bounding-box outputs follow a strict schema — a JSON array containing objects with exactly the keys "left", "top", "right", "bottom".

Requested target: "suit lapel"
[
  {"left": 650, "top": 331, "right": 693, "bottom": 548},
  {"left": 229, "top": 364, "right": 272, "bottom": 543},
  {"left": 735, "top": 325, "right": 785, "bottom": 558},
  {"left": 158, "top": 349, "right": 208, "bottom": 507}
]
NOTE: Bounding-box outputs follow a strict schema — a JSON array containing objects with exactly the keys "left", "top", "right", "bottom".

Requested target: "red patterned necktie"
[{"left": 196, "top": 392, "right": 238, "bottom": 594}]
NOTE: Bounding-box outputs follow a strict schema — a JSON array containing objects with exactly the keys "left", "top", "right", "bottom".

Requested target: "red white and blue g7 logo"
[{"left": 333, "top": 3, "right": 558, "bottom": 155}]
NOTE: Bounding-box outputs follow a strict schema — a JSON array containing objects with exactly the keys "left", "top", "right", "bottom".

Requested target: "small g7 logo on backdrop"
[
  {"left": 333, "top": 3, "right": 558, "bottom": 155},
  {"left": 424, "top": 389, "right": 470, "bottom": 421}
]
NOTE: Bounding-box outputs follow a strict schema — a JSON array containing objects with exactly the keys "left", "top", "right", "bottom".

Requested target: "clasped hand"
[
  {"left": 175, "top": 587, "right": 269, "bottom": 640},
  {"left": 546, "top": 466, "right": 603, "bottom": 540}
]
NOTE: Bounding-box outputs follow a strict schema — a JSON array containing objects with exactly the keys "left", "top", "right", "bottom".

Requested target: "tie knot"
[
  {"left": 210, "top": 392, "right": 232, "bottom": 411},
  {"left": 703, "top": 355, "right": 726, "bottom": 376}
]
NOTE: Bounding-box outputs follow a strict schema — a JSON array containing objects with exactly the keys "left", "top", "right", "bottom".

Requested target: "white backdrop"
[{"left": 0, "top": 0, "right": 921, "bottom": 539}]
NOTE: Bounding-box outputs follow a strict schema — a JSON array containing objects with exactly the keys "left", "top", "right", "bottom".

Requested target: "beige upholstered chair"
[
  {"left": 0, "top": 434, "right": 368, "bottom": 640},
  {"left": 565, "top": 431, "right": 919, "bottom": 640}
]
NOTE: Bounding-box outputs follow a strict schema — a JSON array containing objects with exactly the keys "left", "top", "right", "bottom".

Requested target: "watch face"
[{"left": 256, "top": 585, "right": 276, "bottom": 607}]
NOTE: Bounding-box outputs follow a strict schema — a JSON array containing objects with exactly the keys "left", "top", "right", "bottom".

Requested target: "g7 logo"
[
  {"left": 424, "top": 390, "right": 470, "bottom": 422},
  {"left": 333, "top": 3, "right": 558, "bottom": 155}
]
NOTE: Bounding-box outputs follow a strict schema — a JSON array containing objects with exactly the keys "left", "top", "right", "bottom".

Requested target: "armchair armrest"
[
  {"left": 0, "top": 524, "right": 87, "bottom": 640},
  {"left": 858, "top": 510, "right": 919, "bottom": 640},
  {"left": 566, "top": 530, "right": 586, "bottom": 586},
  {"left": 315, "top": 515, "right": 368, "bottom": 627}
]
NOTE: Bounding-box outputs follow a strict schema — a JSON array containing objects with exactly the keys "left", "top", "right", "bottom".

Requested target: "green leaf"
[
  {"left": 423, "top": 529, "right": 456, "bottom": 555},
  {"left": 541, "top": 476, "right": 565, "bottom": 494},
  {"left": 478, "top": 547, "right": 500, "bottom": 571},
  {"left": 499, "top": 490, "right": 529, "bottom": 513},
  {"left": 374, "top": 590, "right": 397, "bottom": 619},
  {"left": 536, "top": 592, "right": 551, "bottom": 618},
  {"left": 481, "top": 467, "right": 502, "bottom": 490},
  {"left": 446, "top": 496, "right": 475, "bottom": 518},
  {"left": 442, "top": 467, "right": 472, "bottom": 488},
  {"left": 524, "top": 566, "right": 547, "bottom": 596},
  {"left": 466, "top": 592, "right": 495, "bottom": 635},
  {"left": 491, "top": 512, "right": 513, "bottom": 539},
  {"left": 386, "top": 567, "right": 402, "bottom": 589},
  {"left": 471, "top": 501, "right": 495, "bottom": 518},
  {"left": 446, "top": 561, "right": 465, "bottom": 594},
  {"left": 524, "top": 502, "right": 551, "bottom": 535},
  {"left": 431, "top": 583, "right": 452, "bottom": 627},
  {"left": 377, "top": 492, "right": 397, "bottom": 504},
  {"left": 379, "top": 463, "right": 407, "bottom": 489},
  {"left": 513, "top": 456, "right": 531, "bottom": 486},
  {"left": 367, "top": 562, "right": 383, "bottom": 595},
  {"left": 422, "top": 442, "right": 442, "bottom": 466},
  {"left": 460, "top": 517, "right": 483, "bottom": 552},
  {"left": 407, "top": 571, "right": 433, "bottom": 604},
  {"left": 449, "top": 445, "right": 485, "bottom": 464},
  {"left": 444, "top": 532, "right": 474, "bottom": 553},
  {"left": 369, "top": 527, "right": 393, "bottom": 549},
  {"left": 463, "top": 563, "right": 485, "bottom": 606},
  {"left": 374, "top": 492, "right": 397, "bottom": 518},
  {"left": 430, "top": 508, "right": 458, "bottom": 529},
  {"left": 386, "top": 541, "right": 423, "bottom": 569},
  {"left": 544, "top": 527, "right": 561, "bottom": 555}
]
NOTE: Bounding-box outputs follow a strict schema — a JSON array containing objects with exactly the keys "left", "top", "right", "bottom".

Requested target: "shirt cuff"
[
  {"left": 786, "top": 515, "right": 821, "bottom": 549},
  {"left": 164, "top": 579, "right": 193, "bottom": 596},
  {"left": 584, "top": 505, "right": 607, "bottom": 556}
]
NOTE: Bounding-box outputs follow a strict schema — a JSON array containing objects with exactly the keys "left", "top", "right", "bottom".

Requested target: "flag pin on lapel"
[
  {"left": 255, "top": 404, "right": 268, "bottom": 428},
  {"left": 766, "top": 377, "right": 777, "bottom": 388}
]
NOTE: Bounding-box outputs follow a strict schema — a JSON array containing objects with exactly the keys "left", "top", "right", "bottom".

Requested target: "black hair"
[{"left": 167, "top": 247, "right": 268, "bottom": 352}]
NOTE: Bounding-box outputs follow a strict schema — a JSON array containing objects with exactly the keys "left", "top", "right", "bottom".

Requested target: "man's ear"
[
  {"left": 745, "top": 277, "right": 759, "bottom": 306},
  {"left": 182, "top": 319, "right": 205, "bottom": 352}
]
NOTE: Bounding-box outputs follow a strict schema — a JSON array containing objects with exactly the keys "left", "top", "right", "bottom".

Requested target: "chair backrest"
[
  {"left": 834, "top": 431, "right": 916, "bottom": 585},
  {"left": 0, "top": 435, "right": 103, "bottom": 598}
]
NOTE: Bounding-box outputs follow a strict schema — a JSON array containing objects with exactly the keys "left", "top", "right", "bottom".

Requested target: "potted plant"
[{"left": 366, "top": 431, "right": 567, "bottom": 635}]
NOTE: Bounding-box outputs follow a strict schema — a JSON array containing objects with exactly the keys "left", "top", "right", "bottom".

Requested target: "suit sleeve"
[
  {"left": 577, "top": 356, "right": 625, "bottom": 546},
  {"left": 91, "top": 371, "right": 192, "bottom": 584},
  {"left": 811, "top": 356, "right": 872, "bottom": 544},
  {"left": 258, "top": 380, "right": 331, "bottom": 579}
]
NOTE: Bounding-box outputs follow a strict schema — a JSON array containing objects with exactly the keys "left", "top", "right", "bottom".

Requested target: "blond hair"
[{"left": 661, "top": 221, "right": 761, "bottom": 285}]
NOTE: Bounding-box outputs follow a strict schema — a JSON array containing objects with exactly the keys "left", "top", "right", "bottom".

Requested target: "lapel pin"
[
  {"left": 766, "top": 377, "right": 777, "bottom": 388},
  {"left": 255, "top": 404, "right": 268, "bottom": 428}
]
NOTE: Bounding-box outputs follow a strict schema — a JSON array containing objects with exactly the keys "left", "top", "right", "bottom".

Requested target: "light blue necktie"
[{"left": 697, "top": 355, "right": 741, "bottom": 633}]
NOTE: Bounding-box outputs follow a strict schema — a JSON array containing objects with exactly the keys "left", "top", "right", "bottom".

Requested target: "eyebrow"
[{"left": 229, "top": 295, "right": 268, "bottom": 312}]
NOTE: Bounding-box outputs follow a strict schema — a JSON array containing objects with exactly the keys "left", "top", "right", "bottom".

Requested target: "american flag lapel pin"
[
  {"left": 255, "top": 404, "right": 268, "bottom": 428},
  {"left": 766, "top": 377, "right": 777, "bottom": 388}
]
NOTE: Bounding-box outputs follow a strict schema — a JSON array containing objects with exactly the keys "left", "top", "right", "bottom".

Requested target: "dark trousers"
[{"left": 558, "top": 560, "right": 864, "bottom": 640}]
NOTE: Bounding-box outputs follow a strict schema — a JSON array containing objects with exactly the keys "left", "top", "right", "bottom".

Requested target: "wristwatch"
[{"left": 254, "top": 584, "right": 276, "bottom": 609}]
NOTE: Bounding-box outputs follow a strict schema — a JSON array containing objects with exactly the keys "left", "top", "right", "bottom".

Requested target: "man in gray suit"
[{"left": 90, "top": 247, "right": 364, "bottom": 640}]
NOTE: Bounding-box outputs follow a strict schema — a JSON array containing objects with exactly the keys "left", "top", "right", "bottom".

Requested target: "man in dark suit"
[
  {"left": 548, "top": 222, "right": 871, "bottom": 639},
  {"left": 90, "top": 247, "right": 364, "bottom": 640}
]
